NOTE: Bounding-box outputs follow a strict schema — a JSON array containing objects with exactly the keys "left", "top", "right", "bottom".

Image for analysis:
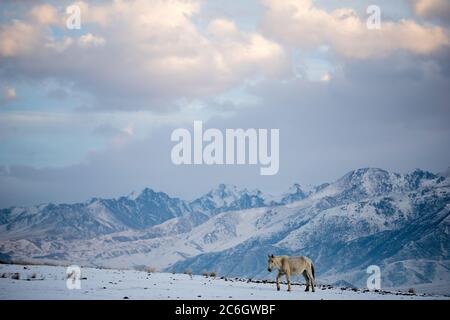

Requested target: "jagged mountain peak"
[
  {"left": 287, "top": 183, "right": 305, "bottom": 194},
  {"left": 126, "top": 190, "right": 139, "bottom": 200},
  {"left": 203, "top": 183, "right": 265, "bottom": 201},
  {"left": 189, "top": 183, "right": 267, "bottom": 215},
  {"left": 341, "top": 167, "right": 390, "bottom": 181},
  {"left": 207, "top": 183, "right": 241, "bottom": 196},
  {"left": 138, "top": 187, "right": 163, "bottom": 198},
  {"left": 278, "top": 183, "right": 307, "bottom": 204},
  {"left": 130, "top": 187, "right": 187, "bottom": 206},
  {"left": 325, "top": 167, "right": 439, "bottom": 200}
]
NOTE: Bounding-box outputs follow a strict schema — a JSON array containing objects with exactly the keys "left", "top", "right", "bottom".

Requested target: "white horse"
[{"left": 267, "top": 254, "right": 315, "bottom": 292}]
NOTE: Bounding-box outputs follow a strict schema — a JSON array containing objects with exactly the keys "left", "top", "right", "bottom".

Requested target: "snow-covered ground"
[{"left": 0, "top": 264, "right": 448, "bottom": 300}]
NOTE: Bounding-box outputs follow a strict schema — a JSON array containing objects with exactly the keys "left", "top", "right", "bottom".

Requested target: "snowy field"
[{"left": 0, "top": 264, "right": 448, "bottom": 300}]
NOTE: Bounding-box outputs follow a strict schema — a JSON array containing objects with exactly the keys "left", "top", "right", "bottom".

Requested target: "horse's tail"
[{"left": 311, "top": 263, "right": 315, "bottom": 279}]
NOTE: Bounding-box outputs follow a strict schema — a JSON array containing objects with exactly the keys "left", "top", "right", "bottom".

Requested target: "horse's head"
[{"left": 267, "top": 254, "right": 276, "bottom": 272}]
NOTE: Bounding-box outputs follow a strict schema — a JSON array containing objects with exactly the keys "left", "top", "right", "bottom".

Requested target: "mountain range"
[{"left": 0, "top": 167, "right": 449, "bottom": 294}]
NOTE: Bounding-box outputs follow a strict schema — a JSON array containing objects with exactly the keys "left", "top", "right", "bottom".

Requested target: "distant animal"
[{"left": 267, "top": 254, "right": 315, "bottom": 292}]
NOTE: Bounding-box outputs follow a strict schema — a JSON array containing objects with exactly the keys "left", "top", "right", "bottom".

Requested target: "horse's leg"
[
  {"left": 276, "top": 271, "right": 282, "bottom": 291},
  {"left": 306, "top": 267, "right": 315, "bottom": 292},
  {"left": 286, "top": 272, "right": 292, "bottom": 292},
  {"left": 302, "top": 271, "right": 310, "bottom": 292}
]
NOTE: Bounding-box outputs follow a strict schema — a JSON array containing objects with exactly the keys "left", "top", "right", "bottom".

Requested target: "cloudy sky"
[{"left": 0, "top": 0, "right": 449, "bottom": 207}]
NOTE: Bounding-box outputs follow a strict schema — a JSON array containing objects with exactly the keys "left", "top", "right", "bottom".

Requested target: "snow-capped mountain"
[
  {"left": 0, "top": 188, "right": 191, "bottom": 240},
  {"left": 0, "top": 184, "right": 272, "bottom": 241},
  {"left": 190, "top": 184, "right": 270, "bottom": 216},
  {"left": 0, "top": 167, "right": 449, "bottom": 294}
]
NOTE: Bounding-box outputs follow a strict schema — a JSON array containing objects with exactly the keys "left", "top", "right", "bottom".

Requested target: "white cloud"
[
  {"left": 0, "top": 0, "right": 288, "bottom": 110},
  {"left": 0, "top": 20, "right": 40, "bottom": 57},
  {"left": 261, "top": 0, "right": 449, "bottom": 59},
  {"left": 413, "top": 0, "right": 450, "bottom": 20},
  {"left": 78, "top": 33, "right": 106, "bottom": 47},
  {"left": 29, "top": 4, "right": 59, "bottom": 26}
]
